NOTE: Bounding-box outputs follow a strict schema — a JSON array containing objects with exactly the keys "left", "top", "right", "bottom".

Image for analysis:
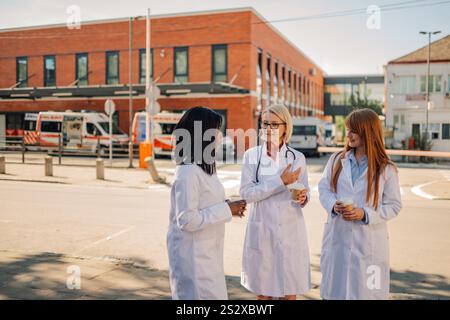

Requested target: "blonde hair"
[{"left": 262, "top": 104, "right": 293, "bottom": 143}]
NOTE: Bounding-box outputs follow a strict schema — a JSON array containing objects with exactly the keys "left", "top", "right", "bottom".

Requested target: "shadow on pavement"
[
  {"left": 0, "top": 251, "right": 253, "bottom": 300},
  {"left": 390, "top": 269, "right": 450, "bottom": 300}
]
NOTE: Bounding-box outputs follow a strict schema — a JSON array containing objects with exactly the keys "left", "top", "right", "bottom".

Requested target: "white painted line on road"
[
  {"left": 72, "top": 225, "right": 136, "bottom": 255},
  {"left": 147, "top": 185, "right": 170, "bottom": 191},
  {"left": 411, "top": 181, "right": 439, "bottom": 200}
]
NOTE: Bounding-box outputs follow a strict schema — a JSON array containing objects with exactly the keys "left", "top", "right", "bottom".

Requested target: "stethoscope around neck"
[{"left": 254, "top": 142, "right": 296, "bottom": 183}]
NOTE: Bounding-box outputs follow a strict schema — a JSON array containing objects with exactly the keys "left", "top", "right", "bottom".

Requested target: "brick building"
[{"left": 0, "top": 7, "right": 325, "bottom": 148}]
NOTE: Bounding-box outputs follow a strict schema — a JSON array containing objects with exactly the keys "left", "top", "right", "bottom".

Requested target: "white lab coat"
[
  {"left": 239, "top": 143, "right": 312, "bottom": 297},
  {"left": 167, "top": 164, "right": 232, "bottom": 300},
  {"left": 318, "top": 151, "right": 402, "bottom": 300}
]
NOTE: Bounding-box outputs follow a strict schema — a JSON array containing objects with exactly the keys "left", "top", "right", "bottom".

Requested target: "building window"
[
  {"left": 174, "top": 47, "right": 188, "bottom": 83},
  {"left": 113, "top": 112, "right": 120, "bottom": 129},
  {"left": 212, "top": 45, "right": 227, "bottom": 83},
  {"left": 287, "top": 69, "right": 292, "bottom": 104},
  {"left": 257, "top": 49, "right": 263, "bottom": 107},
  {"left": 106, "top": 51, "right": 119, "bottom": 85},
  {"left": 16, "top": 57, "right": 28, "bottom": 88},
  {"left": 266, "top": 54, "right": 271, "bottom": 102},
  {"left": 298, "top": 75, "right": 302, "bottom": 106},
  {"left": 75, "top": 53, "right": 88, "bottom": 86},
  {"left": 273, "top": 62, "right": 279, "bottom": 102},
  {"left": 429, "top": 123, "right": 440, "bottom": 140},
  {"left": 396, "top": 76, "right": 416, "bottom": 94},
  {"left": 443, "top": 124, "right": 450, "bottom": 140},
  {"left": 139, "top": 48, "right": 153, "bottom": 84},
  {"left": 281, "top": 65, "right": 285, "bottom": 102},
  {"left": 420, "top": 75, "right": 442, "bottom": 93},
  {"left": 44, "top": 55, "right": 56, "bottom": 87},
  {"left": 292, "top": 72, "right": 297, "bottom": 105}
]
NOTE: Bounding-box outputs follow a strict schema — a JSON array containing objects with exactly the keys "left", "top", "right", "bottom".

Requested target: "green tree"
[{"left": 348, "top": 81, "right": 383, "bottom": 115}]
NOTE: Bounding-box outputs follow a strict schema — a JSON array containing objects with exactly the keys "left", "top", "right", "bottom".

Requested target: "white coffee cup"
[
  {"left": 288, "top": 183, "right": 306, "bottom": 202},
  {"left": 340, "top": 198, "right": 354, "bottom": 211}
]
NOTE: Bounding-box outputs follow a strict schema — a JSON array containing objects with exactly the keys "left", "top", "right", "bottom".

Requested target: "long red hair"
[{"left": 330, "top": 109, "right": 395, "bottom": 209}]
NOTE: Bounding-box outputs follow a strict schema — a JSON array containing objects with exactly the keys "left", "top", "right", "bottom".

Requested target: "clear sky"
[{"left": 0, "top": 0, "right": 449, "bottom": 75}]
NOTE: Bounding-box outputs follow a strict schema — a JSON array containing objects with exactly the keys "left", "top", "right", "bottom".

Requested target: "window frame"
[
  {"left": 211, "top": 44, "right": 228, "bottom": 83},
  {"left": 105, "top": 51, "right": 120, "bottom": 85},
  {"left": 442, "top": 123, "right": 450, "bottom": 140},
  {"left": 16, "top": 56, "right": 28, "bottom": 88},
  {"left": 75, "top": 53, "right": 88, "bottom": 86},
  {"left": 43, "top": 55, "right": 56, "bottom": 87},
  {"left": 173, "top": 46, "right": 189, "bottom": 83}
]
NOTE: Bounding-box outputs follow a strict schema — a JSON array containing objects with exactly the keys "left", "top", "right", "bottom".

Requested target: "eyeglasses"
[{"left": 261, "top": 121, "right": 286, "bottom": 129}]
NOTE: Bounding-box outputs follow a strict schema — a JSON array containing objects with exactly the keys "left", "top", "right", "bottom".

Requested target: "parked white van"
[{"left": 290, "top": 117, "right": 325, "bottom": 157}]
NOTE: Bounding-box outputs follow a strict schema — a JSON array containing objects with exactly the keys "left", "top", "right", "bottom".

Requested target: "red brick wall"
[{"left": 0, "top": 8, "right": 324, "bottom": 143}]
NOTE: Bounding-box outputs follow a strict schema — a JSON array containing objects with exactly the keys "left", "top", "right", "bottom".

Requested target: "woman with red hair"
[{"left": 318, "top": 108, "right": 402, "bottom": 300}]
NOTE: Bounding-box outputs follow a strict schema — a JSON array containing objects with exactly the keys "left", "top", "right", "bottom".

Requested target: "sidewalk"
[
  {"left": 0, "top": 155, "right": 240, "bottom": 189},
  {"left": 0, "top": 250, "right": 253, "bottom": 300},
  {"left": 0, "top": 162, "right": 174, "bottom": 189}
]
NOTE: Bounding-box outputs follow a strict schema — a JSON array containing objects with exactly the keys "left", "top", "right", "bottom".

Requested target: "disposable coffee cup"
[
  {"left": 341, "top": 198, "right": 354, "bottom": 211},
  {"left": 288, "top": 183, "right": 306, "bottom": 202}
]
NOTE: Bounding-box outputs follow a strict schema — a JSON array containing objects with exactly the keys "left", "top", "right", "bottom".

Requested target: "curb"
[
  {"left": 396, "top": 163, "right": 450, "bottom": 170},
  {"left": 0, "top": 177, "right": 171, "bottom": 191}
]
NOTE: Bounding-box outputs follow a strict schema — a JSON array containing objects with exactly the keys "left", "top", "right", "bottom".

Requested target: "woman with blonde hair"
[
  {"left": 318, "top": 108, "right": 402, "bottom": 300},
  {"left": 239, "top": 104, "right": 312, "bottom": 300}
]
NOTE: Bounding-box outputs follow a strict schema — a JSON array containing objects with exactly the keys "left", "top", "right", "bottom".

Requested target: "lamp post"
[
  {"left": 419, "top": 30, "right": 441, "bottom": 147},
  {"left": 128, "top": 15, "right": 145, "bottom": 168}
]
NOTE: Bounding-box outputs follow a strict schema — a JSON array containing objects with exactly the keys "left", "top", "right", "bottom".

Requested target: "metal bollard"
[
  {"left": 0, "top": 156, "right": 5, "bottom": 174},
  {"left": 96, "top": 158, "right": 104, "bottom": 180},
  {"left": 144, "top": 156, "right": 166, "bottom": 184},
  {"left": 45, "top": 156, "right": 53, "bottom": 177}
]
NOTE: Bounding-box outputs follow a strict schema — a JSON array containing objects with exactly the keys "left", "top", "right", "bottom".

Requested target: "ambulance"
[
  {"left": 132, "top": 111, "right": 235, "bottom": 159},
  {"left": 23, "top": 113, "right": 39, "bottom": 147},
  {"left": 36, "top": 110, "right": 129, "bottom": 154},
  {"left": 132, "top": 111, "right": 181, "bottom": 157}
]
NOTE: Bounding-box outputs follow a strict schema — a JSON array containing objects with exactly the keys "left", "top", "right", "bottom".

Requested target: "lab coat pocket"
[{"left": 246, "top": 221, "right": 264, "bottom": 251}]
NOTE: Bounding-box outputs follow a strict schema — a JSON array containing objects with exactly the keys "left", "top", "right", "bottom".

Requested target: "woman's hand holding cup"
[
  {"left": 333, "top": 198, "right": 353, "bottom": 215},
  {"left": 289, "top": 183, "right": 307, "bottom": 205},
  {"left": 227, "top": 199, "right": 247, "bottom": 218}
]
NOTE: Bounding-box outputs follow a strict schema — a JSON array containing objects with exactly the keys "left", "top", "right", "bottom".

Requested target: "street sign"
[
  {"left": 146, "top": 84, "right": 160, "bottom": 113},
  {"left": 104, "top": 99, "right": 115, "bottom": 116},
  {"left": 153, "top": 101, "right": 161, "bottom": 114}
]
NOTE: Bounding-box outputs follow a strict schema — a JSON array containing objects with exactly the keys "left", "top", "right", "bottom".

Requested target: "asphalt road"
[{"left": 1, "top": 157, "right": 449, "bottom": 299}]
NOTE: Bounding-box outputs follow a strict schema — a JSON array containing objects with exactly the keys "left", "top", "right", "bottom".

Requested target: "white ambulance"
[
  {"left": 132, "top": 111, "right": 235, "bottom": 159},
  {"left": 37, "top": 110, "right": 129, "bottom": 153},
  {"left": 132, "top": 111, "right": 181, "bottom": 157}
]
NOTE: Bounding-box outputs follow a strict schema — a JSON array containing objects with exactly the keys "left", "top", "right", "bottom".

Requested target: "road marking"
[
  {"left": 411, "top": 181, "right": 439, "bottom": 200},
  {"left": 147, "top": 185, "right": 170, "bottom": 191},
  {"left": 72, "top": 225, "right": 136, "bottom": 255}
]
